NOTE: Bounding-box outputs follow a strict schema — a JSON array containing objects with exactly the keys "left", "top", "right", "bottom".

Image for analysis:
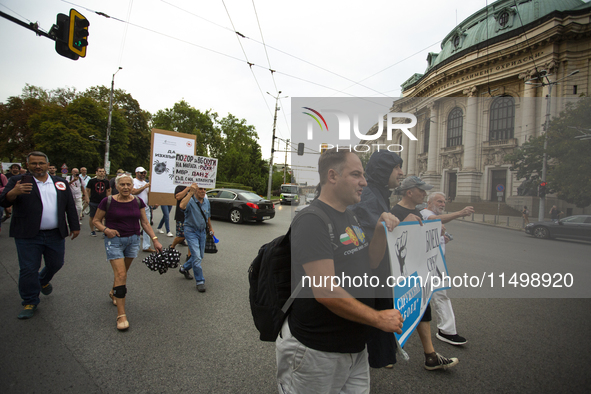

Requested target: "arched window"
[
  {"left": 423, "top": 119, "right": 430, "bottom": 153},
  {"left": 447, "top": 107, "right": 463, "bottom": 147},
  {"left": 489, "top": 96, "right": 515, "bottom": 141}
]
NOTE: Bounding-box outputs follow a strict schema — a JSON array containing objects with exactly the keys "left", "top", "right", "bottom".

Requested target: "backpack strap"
[{"left": 281, "top": 203, "right": 338, "bottom": 314}]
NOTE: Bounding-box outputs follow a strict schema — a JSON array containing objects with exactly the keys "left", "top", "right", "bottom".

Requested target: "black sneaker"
[
  {"left": 196, "top": 284, "right": 206, "bottom": 293},
  {"left": 179, "top": 267, "right": 193, "bottom": 280},
  {"left": 436, "top": 330, "right": 467, "bottom": 346},
  {"left": 424, "top": 352, "right": 459, "bottom": 371},
  {"left": 90, "top": 231, "right": 96, "bottom": 237},
  {"left": 41, "top": 283, "right": 53, "bottom": 295}
]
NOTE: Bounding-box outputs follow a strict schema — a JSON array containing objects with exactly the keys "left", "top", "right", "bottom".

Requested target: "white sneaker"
[
  {"left": 158, "top": 229, "right": 165, "bottom": 234},
  {"left": 167, "top": 232, "right": 174, "bottom": 237}
]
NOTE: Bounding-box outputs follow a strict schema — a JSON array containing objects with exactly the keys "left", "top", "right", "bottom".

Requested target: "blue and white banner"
[{"left": 386, "top": 219, "right": 449, "bottom": 347}]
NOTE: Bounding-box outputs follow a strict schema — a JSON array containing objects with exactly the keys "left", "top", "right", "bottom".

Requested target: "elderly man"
[
  {"left": 0, "top": 151, "right": 80, "bottom": 319},
  {"left": 66, "top": 168, "right": 88, "bottom": 222},
  {"left": 276, "top": 147, "right": 403, "bottom": 393},
  {"left": 391, "top": 176, "right": 459, "bottom": 370},
  {"left": 421, "top": 192, "right": 474, "bottom": 346},
  {"left": 132, "top": 166, "right": 155, "bottom": 252}
]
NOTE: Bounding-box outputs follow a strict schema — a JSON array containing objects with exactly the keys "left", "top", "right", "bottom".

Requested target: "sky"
[{"left": 0, "top": 0, "right": 553, "bottom": 184}]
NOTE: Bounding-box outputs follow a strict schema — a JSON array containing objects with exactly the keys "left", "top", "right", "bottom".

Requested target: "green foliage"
[
  {"left": 0, "top": 96, "right": 42, "bottom": 161},
  {"left": 151, "top": 100, "right": 221, "bottom": 157},
  {"left": 505, "top": 96, "right": 591, "bottom": 208}
]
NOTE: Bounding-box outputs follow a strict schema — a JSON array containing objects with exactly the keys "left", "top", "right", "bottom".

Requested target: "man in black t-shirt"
[
  {"left": 172, "top": 185, "right": 193, "bottom": 279},
  {"left": 276, "top": 147, "right": 403, "bottom": 393},
  {"left": 85, "top": 167, "right": 111, "bottom": 236},
  {"left": 391, "top": 176, "right": 459, "bottom": 371}
]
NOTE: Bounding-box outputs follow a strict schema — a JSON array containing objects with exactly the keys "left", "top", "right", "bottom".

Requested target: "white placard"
[
  {"left": 150, "top": 132, "right": 196, "bottom": 194},
  {"left": 173, "top": 154, "right": 218, "bottom": 188}
]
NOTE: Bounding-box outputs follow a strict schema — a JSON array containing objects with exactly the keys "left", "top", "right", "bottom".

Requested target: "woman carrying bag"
[
  {"left": 179, "top": 184, "right": 214, "bottom": 293},
  {"left": 93, "top": 173, "right": 163, "bottom": 330}
]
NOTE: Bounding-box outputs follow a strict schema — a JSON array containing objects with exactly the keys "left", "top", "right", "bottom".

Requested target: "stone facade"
[{"left": 361, "top": 0, "right": 591, "bottom": 211}]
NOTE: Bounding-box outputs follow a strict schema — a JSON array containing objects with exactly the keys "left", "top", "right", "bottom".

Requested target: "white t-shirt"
[
  {"left": 66, "top": 176, "right": 83, "bottom": 199},
  {"left": 36, "top": 176, "right": 59, "bottom": 230},
  {"left": 133, "top": 178, "right": 149, "bottom": 207},
  {"left": 421, "top": 208, "right": 446, "bottom": 255}
]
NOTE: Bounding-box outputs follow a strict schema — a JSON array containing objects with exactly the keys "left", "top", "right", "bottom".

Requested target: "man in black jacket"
[{"left": 0, "top": 152, "right": 80, "bottom": 319}]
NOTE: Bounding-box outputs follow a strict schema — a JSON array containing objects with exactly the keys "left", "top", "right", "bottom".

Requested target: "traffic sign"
[
  {"left": 496, "top": 184, "right": 505, "bottom": 192},
  {"left": 61, "top": 169, "right": 68, "bottom": 174}
]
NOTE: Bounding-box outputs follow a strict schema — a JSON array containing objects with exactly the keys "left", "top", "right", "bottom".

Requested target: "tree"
[
  {"left": 151, "top": 100, "right": 221, "bottom": 157},
  {"left": 216, "top": 114, "right": 267, "bottom": 194},
  {"left": 0, "top": 96, "right": 42, "bottom": 161},
  {"left": 506, "top": 96, "right": 591, "bottom": 207}
]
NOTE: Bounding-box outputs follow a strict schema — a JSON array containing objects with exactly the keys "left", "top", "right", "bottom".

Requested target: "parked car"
[
  {"left": 524, "top": 215, "right": 591, "bottom": 240},
  {"left": 205, "top": 189, "right": 275, "bottom": 224},
  {"left": 305, "top": 193, "right": 316, "bottom": 204}
]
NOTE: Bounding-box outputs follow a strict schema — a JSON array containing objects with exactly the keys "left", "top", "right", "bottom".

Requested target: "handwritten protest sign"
[
  {"left": 173, "top": 154, "right": 218, "bottom": 188},
  {"left": 386, "top": 219, "right": 449, "bottom": 347}
]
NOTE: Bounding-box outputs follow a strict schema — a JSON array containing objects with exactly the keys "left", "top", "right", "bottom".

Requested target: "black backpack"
[{"left": 248, "top": 204, "right": 336, "bottom": 342}]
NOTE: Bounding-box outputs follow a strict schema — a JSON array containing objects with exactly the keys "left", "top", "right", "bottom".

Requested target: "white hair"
[
  {"left": 115, "top": 173, "right": 133, "bottom": 186},
  {"left": 428, "top": 191, "right": 446, "bottom": 203}
]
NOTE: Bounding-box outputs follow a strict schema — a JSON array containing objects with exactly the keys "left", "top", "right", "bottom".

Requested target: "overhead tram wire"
[
  {"left": 117, "top": 0, "right": 134, "bottom": 67},
  {"left": 221, "top": 0, "right": 273, "bottom": 118},
  {"left": 59, "top": 2, "right": 401, "bottom": 103},
  {"left": 158, "top": 0, "right": 392, "bottom": 98}
]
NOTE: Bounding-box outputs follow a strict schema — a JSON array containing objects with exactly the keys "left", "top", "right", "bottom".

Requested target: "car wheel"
[
  {"left": 230, "top": 209, "right": 243, "bottom": 224},
  {"left": 533, "top": 226, "right": 550, "bottom": 239}
]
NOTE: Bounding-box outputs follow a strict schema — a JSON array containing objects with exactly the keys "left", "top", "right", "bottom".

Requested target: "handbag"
[
  {"left": 197, "top": 200, "right": 218, "bottom": 254},
  {"left": 204, "top": 232, "right": 218, "bottom": 254}
]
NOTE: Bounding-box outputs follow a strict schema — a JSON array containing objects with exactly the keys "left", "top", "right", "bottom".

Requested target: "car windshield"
[
  {"left": 281, "top": 185, "right": 298, "bottom": 194},
  {"left": 240, "top": 192, "right": 264, "bottom": 202}
]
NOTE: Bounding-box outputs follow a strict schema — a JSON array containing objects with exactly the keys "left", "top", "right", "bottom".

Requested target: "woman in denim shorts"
[{"left": 92, "top": 174, "right": 162, "bottom": 331}]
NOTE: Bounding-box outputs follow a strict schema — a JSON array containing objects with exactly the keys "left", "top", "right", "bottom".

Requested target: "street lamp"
[
  {"left": 266, "top": 91, "right": 288, "bottom": 200},
  {"left": 105, "top": 67, "right": 123, "bottom": 174},
  {"left": 525, "top": 69, "right": 579, "bottom": 221}
]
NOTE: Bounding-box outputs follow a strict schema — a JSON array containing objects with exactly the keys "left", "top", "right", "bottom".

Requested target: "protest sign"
[
  {"left": 173, "top": 154, "right": 218, "bottom": 188},
  {"left": 386, "top": 219, "right": 449, "bottom": 347}
]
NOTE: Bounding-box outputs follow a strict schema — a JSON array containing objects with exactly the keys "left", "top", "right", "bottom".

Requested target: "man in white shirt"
[
  {"left": 132, "top": 166, "right": 156, "bottom": 252},
  {"left": 0, "top": 151, "right": 80, "bottom": 319},
  {"left": 420, "top": 192, "right": 474, "bottom": 346}
]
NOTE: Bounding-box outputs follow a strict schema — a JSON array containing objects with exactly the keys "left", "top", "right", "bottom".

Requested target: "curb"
[{"left": 455, "top": 218, "right": 525, "bottom": 232}]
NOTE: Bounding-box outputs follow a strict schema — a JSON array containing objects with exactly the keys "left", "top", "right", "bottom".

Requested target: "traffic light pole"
[
  {"left": 0, "top": 11, "right": 56, "bottom": 41},
  {"left": 539, "top": 85, "right": 551, "bottom": 222}
]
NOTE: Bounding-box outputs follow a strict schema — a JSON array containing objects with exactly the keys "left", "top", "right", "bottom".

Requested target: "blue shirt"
[{"left": 184, "top": 196, "right": 210, "bottom": 231}]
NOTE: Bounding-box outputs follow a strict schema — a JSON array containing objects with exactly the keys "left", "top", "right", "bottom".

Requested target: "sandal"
[
  {"left": 117, "top": 314, "right": 129, "bottom": 331},
  {"left": 109, "top": 291, "right": 117, "bottom": 306}
]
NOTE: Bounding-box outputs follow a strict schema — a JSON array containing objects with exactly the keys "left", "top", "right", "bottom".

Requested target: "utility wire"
[
  {"left": 117, "top": 0, "right": 134, "bottom": 67},
  {"left": 220, "top": 0, "right": 273, "bottom": 119}
]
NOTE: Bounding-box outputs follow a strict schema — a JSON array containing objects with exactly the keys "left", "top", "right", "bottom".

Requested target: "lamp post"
[
  {"left": 266, "top": 91, "right": 288, "bottom": 200},
  {"left": 525, "top": 69, "right": 578, "bottom": 221},
  {"left": 105, "top": 67, "right": 122, "bottom": 174}
]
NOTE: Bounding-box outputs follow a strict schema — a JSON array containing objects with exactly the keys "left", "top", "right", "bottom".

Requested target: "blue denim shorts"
[{"left": 104, "top": 234, "right": 141, "bottom": 260}]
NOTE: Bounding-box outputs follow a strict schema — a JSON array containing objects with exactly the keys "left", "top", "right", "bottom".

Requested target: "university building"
[{"left": 361, "top": 0, "right": 591, "bottom": 215}]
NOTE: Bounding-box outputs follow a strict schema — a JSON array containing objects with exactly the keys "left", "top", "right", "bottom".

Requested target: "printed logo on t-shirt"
[
  {"left": 55, "top": 182, "right": 66, "bottom": 191},
  {"left": 352, "top": 225, "right": 366, "bottom": 244},
  {"left": 340, "top": 227, "right": 359, "bottom": 246},
  {"left": 94, "top": 181, "right": 106, "bottom": 194}
]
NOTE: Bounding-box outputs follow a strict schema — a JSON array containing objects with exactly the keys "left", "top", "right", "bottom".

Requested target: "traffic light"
[
  {"left": 297, "top": 143, "right": 304, "bottom": 156},
  {"left": 54, "top": 13, "right": 79, "bottom": 60},
  {"left": 68, "top": 9, "right": 89, "bottom": 57},
  {"left": 539, "top": 181, "right": 547, "bottom": 198}
]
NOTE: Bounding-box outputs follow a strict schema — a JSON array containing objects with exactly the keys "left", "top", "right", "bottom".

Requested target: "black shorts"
[
  {"left": 89, "top": 202, "right": 99, "bottom": 218},
  {"left": 421, "top": 303, "right": 432, "bottom": 322}
]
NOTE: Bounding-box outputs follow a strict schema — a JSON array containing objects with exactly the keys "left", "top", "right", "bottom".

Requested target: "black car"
[
  {"left": 205, "top": 189, "right": 275, "bottom": 224},
  {"left": 524, "top": 215, "right": 591, "bottom": 241}
]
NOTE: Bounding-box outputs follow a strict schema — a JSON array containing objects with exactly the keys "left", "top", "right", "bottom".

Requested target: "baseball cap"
[
  {"left": 396, "top": 176, "right": 433, "bottom": 193},
  {"left": 135, "top": 166, "right": 147, "bottom": 173}
]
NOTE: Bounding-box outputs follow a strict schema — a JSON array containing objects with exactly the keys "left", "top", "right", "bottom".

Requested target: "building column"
[
  {"left": 422, "top": 101, "right": 441, "bottom": 190},
  {"left": 407, "top": 124, "right": 417, "bottom": 176},
  {"left": 519, "top": 69, "right": 538, "bottom": 141},
  {"left": 455, "top": 87, "right": 482, "bottom": 203},
  {"left": 401, "top": 133, "right": 409, "bottom": 175}
]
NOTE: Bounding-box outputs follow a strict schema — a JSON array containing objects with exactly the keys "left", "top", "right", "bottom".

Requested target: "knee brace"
[{"left": 113, "top": 285, "right": 127, "bottom": 299}]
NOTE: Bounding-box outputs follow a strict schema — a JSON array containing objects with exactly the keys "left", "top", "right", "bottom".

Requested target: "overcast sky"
[{"left": 1, "top": 0, "right": 552, "bottom": 184}]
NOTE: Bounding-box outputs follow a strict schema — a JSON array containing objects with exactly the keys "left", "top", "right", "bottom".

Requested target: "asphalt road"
[{"left": 0, "top": 204, "right": 590, "bottom": 393}]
